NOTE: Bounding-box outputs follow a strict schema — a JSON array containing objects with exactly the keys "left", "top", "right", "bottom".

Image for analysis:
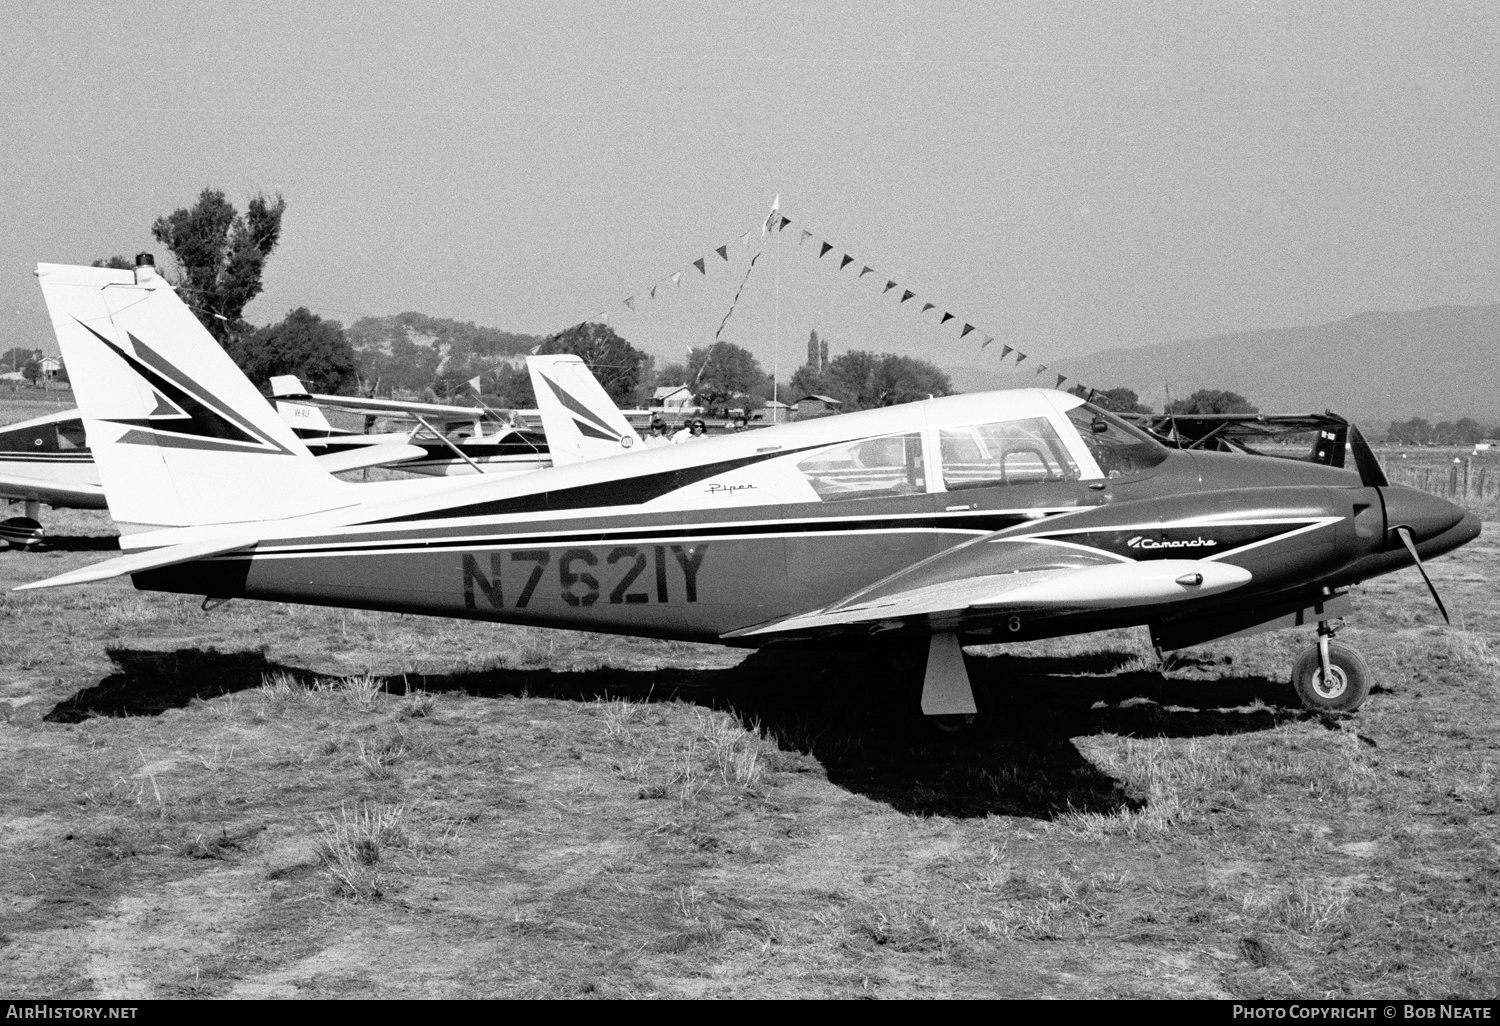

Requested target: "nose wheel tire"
[{"left": 1291, "top": 640, "right": 1370, "bottom": 713}]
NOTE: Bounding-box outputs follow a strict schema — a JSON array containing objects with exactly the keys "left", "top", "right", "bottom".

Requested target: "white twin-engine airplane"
[{"left": 24, "top": 256, "right": 1479, "bottom": 731}]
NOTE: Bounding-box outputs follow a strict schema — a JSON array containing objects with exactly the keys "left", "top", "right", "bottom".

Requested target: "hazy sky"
[{"left": 5, "top": 1, "right": 1499, "bottom": 381}]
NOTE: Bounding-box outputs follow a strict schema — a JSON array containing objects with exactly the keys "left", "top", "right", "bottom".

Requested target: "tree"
[
  {"left": 1164, "top": 389, "right": 1258, "bottom": 416},
  {"left": 688, "top": 341, "right": 772, "bottom": 407},
  {"left": 538, "top": 322, "right": 650, "bottom": 406},
  {"left": 1091, "top": 386, "right": 1152, "bottom": 414},
  {"left": 151, "top": 188, "right": 287, "bottom": 345},
  {"left": 230, "top": 308, "right": 358, "bottom": 395},
  {"left": 817, "top": 350, "right": 953, "bottom": 410}
]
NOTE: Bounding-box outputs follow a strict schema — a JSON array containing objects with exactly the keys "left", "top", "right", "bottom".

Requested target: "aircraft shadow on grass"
[
  {"left": 49, "top": 644, "right": 1309, "bottom": 820},
  {"left": 7, "top": 535, "right": 122, "bottom": 553}
]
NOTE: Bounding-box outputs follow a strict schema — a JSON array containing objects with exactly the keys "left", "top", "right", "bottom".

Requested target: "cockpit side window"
[
  {"left": 796, "top": 432, "right": 926, "bottom": 501},
  {"left": 939, "top": 417, "right": 1079, "bottom": 491},
  {"left": 1066, "top": 404, "right": 1169, "bottom": 478}
]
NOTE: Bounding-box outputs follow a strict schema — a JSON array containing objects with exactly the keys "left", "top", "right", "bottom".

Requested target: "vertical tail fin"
[
  {"left": 35, "top": 259, "right": 351, "bottom": 530},
  {"left": 526, "top": 354, "right": 642, "bottom": 464}
]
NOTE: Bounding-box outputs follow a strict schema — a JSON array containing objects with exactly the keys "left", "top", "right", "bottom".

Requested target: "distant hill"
[
  {"left": 346, "top": 312, "right": 544, "bottom": 394},
  {"left": 947, "top": 303, "right": 1500, "bottom": 427}
]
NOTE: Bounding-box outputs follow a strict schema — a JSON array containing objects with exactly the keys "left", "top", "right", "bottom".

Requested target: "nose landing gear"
[{"left": 1291, "top": 621, "right": 1370, "bottom": 713}]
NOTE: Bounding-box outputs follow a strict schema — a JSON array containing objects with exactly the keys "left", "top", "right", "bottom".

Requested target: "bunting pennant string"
[
  {"left": 574, "top": 197, "right": 1092, "bottom": 399},
  {"left": 712, "top": 252, "right": 761, "bottom": 345},
  {"left": 778, "top": 206, "right": 1094, "bottom": 396}
]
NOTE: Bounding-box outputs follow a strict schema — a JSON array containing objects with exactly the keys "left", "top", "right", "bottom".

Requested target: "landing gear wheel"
[{"left": 1291, "top": 640, "right": 1370, "bottom": 713}]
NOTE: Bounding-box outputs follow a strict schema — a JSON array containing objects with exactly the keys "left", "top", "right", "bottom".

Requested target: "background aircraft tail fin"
[
  {"left": 526, "top": 355, "right": 642, "bottom": 465},
  {"left": 35, "top": 258, "right": 351, "bottom": 530}
]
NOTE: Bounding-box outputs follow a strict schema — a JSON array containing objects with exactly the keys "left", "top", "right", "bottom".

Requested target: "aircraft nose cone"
[{"left": 1382, "top": 485, "right": 1467, "bottom": 545}]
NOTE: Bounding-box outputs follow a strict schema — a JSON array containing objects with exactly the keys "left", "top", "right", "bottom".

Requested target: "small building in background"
[
  {"left": 652, "top": 384, "right": 695, "bottom": 415},
  {"left": 795, "top": 394, "right": 843, "bottom": 419},
  {"left": 39, "top": 357, "right": 61, "bottom": 381},
  {"left": 758, "top": 399, "right": 793, "bottom": 424}
]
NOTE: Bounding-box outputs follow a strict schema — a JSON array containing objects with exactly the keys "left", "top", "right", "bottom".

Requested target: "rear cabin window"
[
  {"left": 939, "top": 417, "right": 1080, "bottom": 491},
  {"left": 796, "top": 432, "right": 925, "bottom": 501},
  {"left": 1065, "top": 404, "right": 1169, "bottom": 478}
]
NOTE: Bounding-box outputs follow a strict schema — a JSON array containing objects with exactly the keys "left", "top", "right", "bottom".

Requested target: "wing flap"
[{"left": 14, "top": 534, "right": 258, "bottom": 591}]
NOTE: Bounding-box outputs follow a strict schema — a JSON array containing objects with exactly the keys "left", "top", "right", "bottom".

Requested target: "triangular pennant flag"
[
  {"left": 598, "top": 311, "right": 610, "bottom": 324},
  {"left": 859, "top": 266, "right": 874, "bottom": 277},
  {"left": 671, "top": 271, "right": 682, "bottom": 286},
  {"left": 819, "top": 242, "right": 833, "bottom": 258},
  {"left": 883, "top": 280, "right": 897, "bottom": 293},
  {"left": 1035, "top": 364, "right": 1047, "bottom": 375},
  {"left": 799, "top": 229, "right": 812, "bottom": 246},
  {"left": 1000, "top": 344, "right": 1013, "bottom": 359},
  {"left": 980, "top": 335, "right": 994, "bottom": 349},
  {"left": 739, "top": 231, "right": 751, "bottom": 247},
  {"left": 649, "top": 285, "right": 657, "bottom": 299},
  {"left": 1056, "top": 374, "right": 1067, "bottom": 389},
  {"left": 763, "top": 196, "right": 780, "bottom": 235},
  {"left": 940, "top": 312, "right": 954, "bottom": 324},
  {"left": 778, "top": 216, "right": 791, "bottom": 231},
  {"left": 623, "top": 296, "right": 635, "bottom": 311},
  {"left": 920, "top": 302, "right": 935, "bottom": 313},
  {"left": 839, "top": 254, "right": 853, "bottom": 270},
  {"left": 468, "top": 375, "right": 482, "bottom": 394},
  {"left": 959, "top": 324, "right": 975, "bottom": 338},
  {"left": 693, "top": 257, "right": 706, "bottom": 274},
  {"left": 716, "top": 245, "right": 728, "bottom": 261},
  {"left": 900, "top": 290, "right": 915, "bottom": 303},
  {"left": 1015, "top": 352, "right": 1027, "bottom": 365}
]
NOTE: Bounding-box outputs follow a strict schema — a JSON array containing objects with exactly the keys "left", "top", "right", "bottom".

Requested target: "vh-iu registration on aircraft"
[{"left": 24, "top": 256, "right": 1480, "bottom": 729}]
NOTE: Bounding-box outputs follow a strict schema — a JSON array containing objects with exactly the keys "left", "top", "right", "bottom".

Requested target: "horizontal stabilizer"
[
  {"left": 0, "top": 471, "right": 107, "bottom": 510},
  {"left": 312, "top": 443, "right": 429, "bottom": 474},
  {"left": 14, "top": 534, "right": 258, "bottom": 591}
]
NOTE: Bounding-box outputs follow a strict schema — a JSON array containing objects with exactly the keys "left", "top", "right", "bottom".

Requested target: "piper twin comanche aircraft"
[{"left": 25, "top": 257, "right": 1481, "bottom": 729}]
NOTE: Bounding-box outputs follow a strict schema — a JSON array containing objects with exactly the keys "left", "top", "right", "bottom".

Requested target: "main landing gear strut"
[
  {"left": 918, "top": 633, "right": 984, "bottom": 733},
  {"left": 1290, "top": 618, "right": 1370, "bottom": 713}
]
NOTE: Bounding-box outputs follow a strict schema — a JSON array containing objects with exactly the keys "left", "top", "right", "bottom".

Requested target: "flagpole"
[{"left": 772, "top": 201, "right": 781, "bottom": 410}]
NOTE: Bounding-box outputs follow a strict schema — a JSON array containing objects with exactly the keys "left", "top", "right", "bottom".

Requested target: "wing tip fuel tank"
[{"left": 982, "top": 558, "right": 1251, "bottom": 608}]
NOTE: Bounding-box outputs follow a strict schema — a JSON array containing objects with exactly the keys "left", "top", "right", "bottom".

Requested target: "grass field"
[{"left": 0, "top": 502, "right": 1496, "bottom": 999}]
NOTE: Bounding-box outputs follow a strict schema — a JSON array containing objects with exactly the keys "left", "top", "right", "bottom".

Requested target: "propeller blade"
[
  {"left": 1348, "top": 424, "right": 1388, "bottom": 488},
  {"left": 1396, "top": 525, "right": 1450, "bottom": 624}
]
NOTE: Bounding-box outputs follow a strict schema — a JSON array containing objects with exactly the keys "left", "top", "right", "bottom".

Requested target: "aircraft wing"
[
  {"left": 0, "top": 471, "right": 108, "bottom": 510},
  {"left": 724, "top": 536, "right": 1251, "bottom": 640},
  {"left": 311, "top": 443, "right": 429, "bottom": 474},
  {"left": 269, "top": 376, "right": 488, "bottom": 420},
  {"left": 14, "top": 533, "right": 259, "bottom": 591}
]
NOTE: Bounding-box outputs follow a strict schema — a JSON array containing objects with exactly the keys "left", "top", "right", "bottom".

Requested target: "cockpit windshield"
[{"left": 1066, "top": 403, "right": 1170, "bottom": 478}]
